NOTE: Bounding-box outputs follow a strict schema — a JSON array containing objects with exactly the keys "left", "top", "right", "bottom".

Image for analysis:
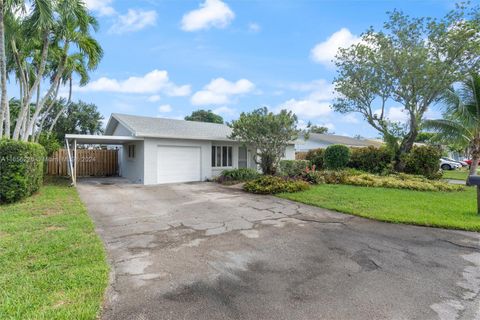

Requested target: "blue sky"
[{"left": 69, "top": 0, "right": 458, "bottom": 138}]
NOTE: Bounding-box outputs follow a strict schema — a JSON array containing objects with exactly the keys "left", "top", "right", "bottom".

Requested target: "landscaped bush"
[
  {"left": 349, "top": 146, "right": 392, "bottom": 174},
  {"left": 0, "top": 139, "right": 46, "bottom": 204},
  {"left": 243, "top": 175, "right": 310, "bottom": 194},
  {"left": 305, "top": 148, "right": 325, "bottom": 169},
  {"left": 217, "top": 168, "right": 260, "bottom": 184},
  {"left": 324, "top": 145, "right": 351, "bottom": 170},
  {"left": 279, "top": 160, "right": 310, "bottom": 177},
  {"left": 401, "top": 145, "right": 442, "bottom": 179},
  {"left": 295, "top": 152, "right": 308, "bottom": 160},
  {"left": 344, "top": 172, "right": 463, "bottom": 192}
]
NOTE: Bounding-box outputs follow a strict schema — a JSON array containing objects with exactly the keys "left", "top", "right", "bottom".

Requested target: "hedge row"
[
  {"left": 0, "top": 139, "right": 46, "bottom": 203},
  {"left": 299, "top": 145, "right": 441, "bottom": 178}
]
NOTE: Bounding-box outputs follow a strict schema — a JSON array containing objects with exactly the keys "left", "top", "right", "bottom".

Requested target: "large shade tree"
[
  {"left": 333, "top": 4, "right": 480, "bottom": 170},
  {"left": 185, "top": 109, "right": 224, "bottom": 124},
  {"left": 424, "top": 73, "right": 480, "bottom": 178},
  {"left": 229, "top": 107, "right": 300, "bottom": 175}
]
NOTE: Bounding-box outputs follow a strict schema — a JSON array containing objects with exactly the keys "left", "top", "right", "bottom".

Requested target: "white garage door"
[{"left": 157, "top": 146, "right": 201, "bottom": 184}]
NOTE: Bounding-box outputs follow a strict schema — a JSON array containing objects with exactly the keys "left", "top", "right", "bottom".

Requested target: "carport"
[{"left": 65, "top": 134, "right": 143, "bottom": 186}]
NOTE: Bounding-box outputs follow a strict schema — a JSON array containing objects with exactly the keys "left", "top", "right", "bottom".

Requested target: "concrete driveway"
[{"left": 77, "top": 179, "right": 480, "bottom": 320}]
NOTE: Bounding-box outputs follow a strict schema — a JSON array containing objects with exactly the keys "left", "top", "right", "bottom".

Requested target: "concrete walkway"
[{"left": 77, "top": 180, "right": 480, "bottom": 320}]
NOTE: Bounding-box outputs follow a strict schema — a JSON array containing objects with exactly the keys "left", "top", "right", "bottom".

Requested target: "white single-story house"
[
  {"left": 295, "top": 133, "right": 383, "bottom": 152},
  {"left": 65, "top": 113, "right": 295, "bottom": 185}
]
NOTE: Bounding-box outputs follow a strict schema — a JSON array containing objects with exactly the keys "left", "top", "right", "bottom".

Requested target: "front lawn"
[
  {"left": 0, "top": 178, "right": 108, "bottom": 319},
  {"left": 443, "top": 169, "right": 469, "bottom": 181},
  {"left": 278, "top": 184, "right": 480, "bottom": 232}
]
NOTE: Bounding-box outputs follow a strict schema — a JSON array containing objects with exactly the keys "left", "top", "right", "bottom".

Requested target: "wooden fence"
[{"left": 46, "top": 149, "right": 119, "bottom": 177}]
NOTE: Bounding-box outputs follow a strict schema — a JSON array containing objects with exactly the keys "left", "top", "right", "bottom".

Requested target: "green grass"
[
  {"left": 278, "top": 184, "right": 480, "bottom": 232},
  {"left": 0, "top": 178, "right": 109, "bottom": 319},
  {"left": 443, "top": 169, "right": 469, "bottom": 181}
]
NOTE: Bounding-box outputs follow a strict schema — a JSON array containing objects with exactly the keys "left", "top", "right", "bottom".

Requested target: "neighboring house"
[
  {"left": 295, "top": 133, "right": 383, "bottom": 152},
  {"left": 65, "top": 113, "right": 295, "bottom": 185}
]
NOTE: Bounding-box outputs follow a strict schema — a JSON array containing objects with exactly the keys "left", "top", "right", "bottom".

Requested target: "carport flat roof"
[{"left": 65, "top": 134, "right": 144, "bottom": 144}]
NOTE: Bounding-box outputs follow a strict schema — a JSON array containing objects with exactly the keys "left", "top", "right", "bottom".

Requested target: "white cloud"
[
  {"left": 280, "top": 99, "right": 332, "bottom": 118},
  {"left": 213, "top": 106, "right": 236, "bottom": 115},
  {"left": 248, "top": 22, "right": 261, "bottom": 33},
  {"left": 311, "top": 28, "right": 360, "bottom": 67},
  {"left": 85, "top": 0, "right": 116, "bottom": 16},
  {"left": 147, "top": 95, "right": 161, "bottom": 102},
  {"left": 374, "top": 106, "right": 409, "bottom": 123},
  {"left": 77, "top": 69, "right": 191, "bottom": 96},
  {"left": 288, "top": 79, "right": 335, "bottom": 101},
  {"left": 158, "top": 104, "right": 172, "bottom": 113},
  {"left": 191, "top": 78, "right": 254, "bottom": 105},
  {"left": 181, "top": 0, "right": 235, "bottom": 31},
  {"left": 109, "top": 9, "right": 157, "bottom": 34}
]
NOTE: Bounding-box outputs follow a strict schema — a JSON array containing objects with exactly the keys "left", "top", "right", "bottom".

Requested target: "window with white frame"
[
  {"left": 212, "top": 146, "right": 232, "bottom": 167},
  {"left": 127, "top": 144, "right": 135, "bottom": 159}
]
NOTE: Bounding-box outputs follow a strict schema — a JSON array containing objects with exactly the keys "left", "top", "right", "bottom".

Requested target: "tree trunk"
[
  {"left": 395, "top": 125, "right": 419, "bottom": 172},
  {"left": 68, "top": 76, "right": 72, "bottom": 103},
  {"left": 4, "top": 100, "right": 9, "bottom": 138},
  {"left": 13, "top": 32, "right": 50, "bottom": 140},
  {"left": 0, "top": 0, "right": 8, "bottom": 138}
]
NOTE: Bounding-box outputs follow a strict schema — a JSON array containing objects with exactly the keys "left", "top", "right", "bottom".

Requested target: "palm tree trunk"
[
  {"left": 68, "top": 76, "right": 72, "bottom": 103},
  {"left": 13, "top": 32, "right": 49, "bottom": 140},
  {"left": 0, "top": 0, "right": 8, "bottom": 139}
]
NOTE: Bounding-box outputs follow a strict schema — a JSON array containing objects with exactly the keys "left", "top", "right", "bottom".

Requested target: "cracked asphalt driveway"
[{"left": 76, "top": 179, "right": 480, "bottom": 320}]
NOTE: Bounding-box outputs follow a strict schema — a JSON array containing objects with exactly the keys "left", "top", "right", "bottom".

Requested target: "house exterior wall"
[
  {"left": 121, "top": 140, "right": 144, "bottom": 184},
  {"left": 143, "top": 138, "right": 212, "bottom": 185},
  {"left": 116, "top": 135, "right": 296, "bottom": 185}
]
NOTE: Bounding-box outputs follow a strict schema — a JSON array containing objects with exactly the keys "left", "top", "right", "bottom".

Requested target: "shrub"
[
  {"left": 343, "top": 172, "right": 463, "bottom": 192},
  {"left": 324, "top": 145, "right": 351, "bottom": 170},
  {"left": 243, "top": 175, "right": 310, "bottom": 194},
  {"left": 305, "top": 148, "right": 325, "bottom": 169},
  {"left": 219, "top": 168, "right": 260, "bottom": 182},
  {"left": 0, "top": 139, "right": 46, "bottom": 203},
  {"left": 38, "top": 133, "right": 61, "bottom": 157},
  {"left": 401, "top": 145, "right": 442, "bottom": 179},
  {"left": 279, "top": 160, "right": 310, "bottom": 177},
  {"left": 349, "top": 146, "right": 392, "bottom": 174},
  {"left": 295, "top": 152, "right": 308, "bottom": 160}
]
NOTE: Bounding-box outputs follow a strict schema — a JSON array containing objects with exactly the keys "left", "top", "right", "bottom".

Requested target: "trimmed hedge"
[
  {"left": 324, "top": 144, "right": 350, "bottom": 170},
  {"left": 217, "top": 168, "right": 260, "bottom": 184},
  {"left": 305, "top": 148, "right": 325, "bottom": 169},
  {"left": 349, "top": 146, "right": 392, "bottom": 174},
  {"left": 0, "top": 139, "right": 46, "bottom": 204},
  {"left": 243, "top": 175, "right": 310, "bottom": 194},
  {"left": 279, "top": 160, "right": 310, "bottom": 177},
  {"left": 401, "top": 145, "right": 442, "bottom": 179}
]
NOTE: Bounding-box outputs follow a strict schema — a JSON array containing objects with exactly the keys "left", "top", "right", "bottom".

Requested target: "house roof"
[
  {"left": 299, "top": 133, "right": 383, "bottom": 148},
  {"left": 105, "top": 113, "right": 234, "bottom": 141}
]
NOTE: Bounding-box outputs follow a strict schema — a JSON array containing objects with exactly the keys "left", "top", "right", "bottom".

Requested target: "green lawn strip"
[
  {"left": 278, "top": 184, "right": 480, "bottom": 232},
  {"left": 443, "top": 170, "right": 469, "bottom": 181},
  {"left": 0, "top": 179, "right": 108, "bottom": 319}
]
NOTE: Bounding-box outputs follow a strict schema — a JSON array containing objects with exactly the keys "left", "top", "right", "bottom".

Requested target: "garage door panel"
[{"left": 157, "top": 146, "right": 201, "bottom": 184}]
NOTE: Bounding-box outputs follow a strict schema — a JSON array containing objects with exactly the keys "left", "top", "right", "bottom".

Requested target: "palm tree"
[
  {"left": 424, "top": 73, "right": 480, "bottom": 179},
  {"left": 20, "top": 0, "right": 102, "bottom": 141},
  {"left": 0, "top": 0, "right": 24, "bottom": 138}
]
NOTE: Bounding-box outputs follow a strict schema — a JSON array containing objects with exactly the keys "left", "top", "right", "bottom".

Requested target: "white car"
[
  {"left": 440, "top": 158, "right": 461, "bottom": 170},
  {"left": 443, "top": 157, "right": 468, "bottom": 167}
]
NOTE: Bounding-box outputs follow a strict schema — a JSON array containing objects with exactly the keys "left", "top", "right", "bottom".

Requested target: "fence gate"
[{"left": 47, "top": 149, "right": 119, "bottom": 177}]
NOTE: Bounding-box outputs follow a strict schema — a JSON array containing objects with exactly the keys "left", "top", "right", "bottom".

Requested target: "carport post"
[
  {"left": 74, "top": 139, "right": 77, "bottom": 185},
  {"left": 65, "top": 138, "right": 76, "bottom": 186}
]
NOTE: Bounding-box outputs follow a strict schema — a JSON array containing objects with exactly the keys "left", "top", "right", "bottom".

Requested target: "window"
[
  {"left": 212, "top": 146, "right": 233, "bottom": 167},
  {"left": 128, "top": 144, "right": 135, "bottom": 159}
]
